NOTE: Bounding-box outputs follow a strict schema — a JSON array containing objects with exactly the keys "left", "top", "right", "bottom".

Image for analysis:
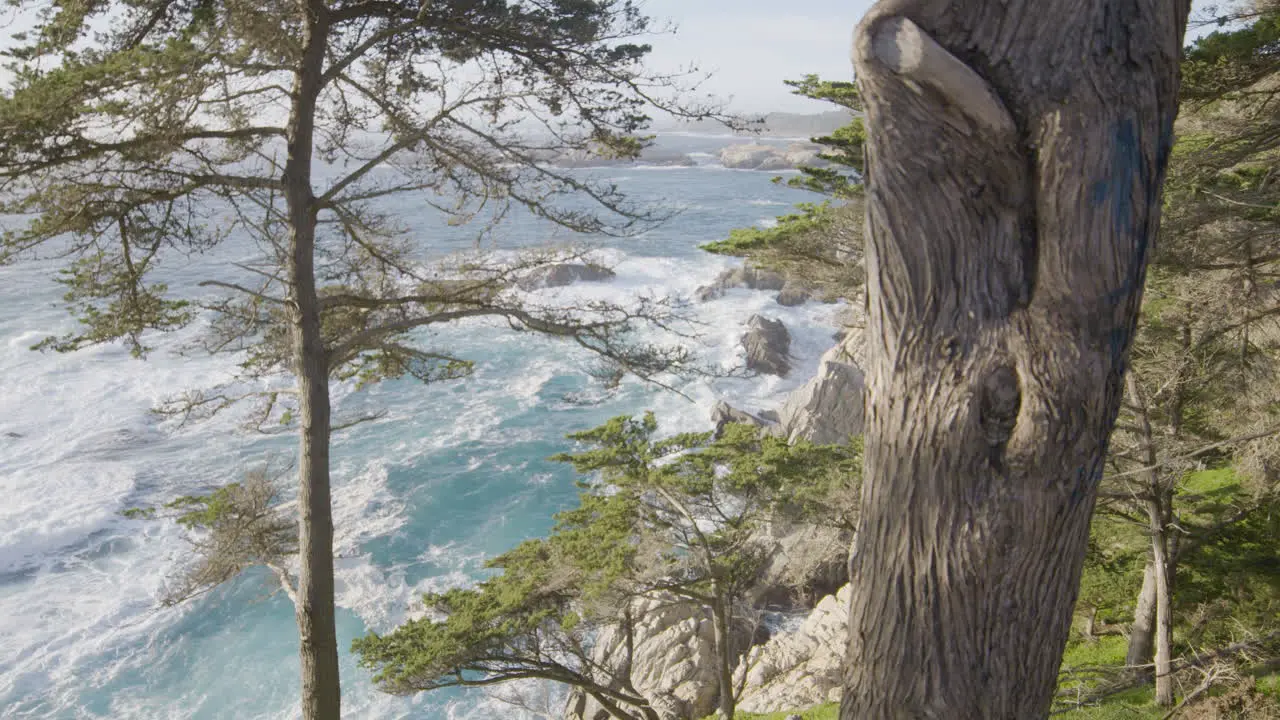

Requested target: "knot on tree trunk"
[{"left": 979, "top": 364, "right": 1021, "bottom": 470}]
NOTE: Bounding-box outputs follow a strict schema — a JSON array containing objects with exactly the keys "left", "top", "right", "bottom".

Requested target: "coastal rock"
[
  {"left": 742, "top": 315, "right": 791, "bottom": 377},
  {"left": 776, "top": 350, "right": 865, "bottom": 444},
  {"left": 719, "top": 143, "right": 780, "bottom": 170},
  {"left": 773, "top": 305, "right": 867, "bottom": 445},
  {"left": 831, "top": 298, "right": 867, "bottom": 345},
  {"left": 694, "top": 283, "right": 723, "bottom": 303},
  {"left": 775, "top": 283, "right": 811, "bottom": 307},
  {"left": 517, "top": 263, "right": 616, "bottom": 290},
  {"left": 695, "top": 265, "right": 788, "bottom": 302},
  {"left": 751, "top": 522, "right": 850, "bottom": 609},
  {"left": 735, "top": 584, "right": 852, "bottom": 713},
  {"left": 718, "top": 142, "right": 828, "bottom": 171},
  {"left": 710, "top": 401, "right": 778, "bottom": 439},
  {"left": 756, "top": 155, "right": 794, "bottom": 172},
  {"left": 782, "top": 142, "right": 822, "bottom": 167},
  {"left": 563, "top": 597, "right": 730, "bottom": 720}
]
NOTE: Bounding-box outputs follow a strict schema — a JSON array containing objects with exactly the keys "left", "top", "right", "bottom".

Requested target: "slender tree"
[
  {"left": 842, "top": 2, "right": 1190, "bottom": 717},
  {"left": 0, "top": 2, "right": 718, "bottom": 718}
]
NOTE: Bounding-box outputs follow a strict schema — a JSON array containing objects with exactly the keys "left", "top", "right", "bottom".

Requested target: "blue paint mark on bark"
[
  {"left": 1110, "top": 118, "right": 1141, "bottom": 239},
  {"left": 1090, "top": 181, "right": 1109, "bottom": 207},
  {"left": 1109, "top": 325, "right": 1132, "bottom": 366},
  {"left": 1105, "top": 118, "right": 1152, "bottom": 311},
  {"left": 1156, "top": 111, "right": 1176, "bottom": 171}
]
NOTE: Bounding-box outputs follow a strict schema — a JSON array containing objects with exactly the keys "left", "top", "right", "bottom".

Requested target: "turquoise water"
[{"left": 0, "top": 136, "right": 847, "bottom": 719}]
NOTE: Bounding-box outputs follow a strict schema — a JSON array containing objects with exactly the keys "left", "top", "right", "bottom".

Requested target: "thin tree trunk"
[
  {"left": 1126, "top": 559, "right": 1157, "bottom": 676},
  {"left": 712, "top": 590, "right": 736, "bottom": 720},
  {"left": 1147, "top": 496, "right": 1175, "bottom": 706},
  {"left": 285, "top": 1, "right": 339, "bottom": 718},
  {"left": 843, "top": 3, "right": 1189, "bottom": 718},
  {"left": 1082, "top": 605, "right": 1098, "bottom": 641},
  {"left": 1128, "top": 374, "right": 1176, "bottom": 707}
]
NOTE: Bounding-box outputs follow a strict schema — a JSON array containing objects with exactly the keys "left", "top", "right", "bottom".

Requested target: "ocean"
[{"left": 0, "top": 133, "right": 848, "bottom": 719}]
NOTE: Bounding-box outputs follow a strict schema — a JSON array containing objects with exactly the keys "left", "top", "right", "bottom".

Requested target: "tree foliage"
[
  {"left": 1061, "top": 9, "right": 1280, "bottom": 707},
  {"left": 354, "top": 417, "right": 860, "bottom": 717},
  {"left": 699, "top": 75, "right": 866, "bottom": 299},
  {"left": 125, "top": 467, "right": 299, "bottom": 607}
]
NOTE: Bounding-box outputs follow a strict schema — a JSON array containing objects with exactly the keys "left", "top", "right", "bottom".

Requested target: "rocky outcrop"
[
  {"left": 719, "top": 143, "right": 778, "bottom": 170},
  {"left": 734, "top": 584, "right": 851, "bottom": 714},
  {"left": 768, "top": 306, "right": 866, "bottom": 445},
  {"left": 695, "top": 266, "right": 826, "bottom": 307},
  {"left": 695, "top": 265, "right": 788, "bottom": 302},
  {"left": 751, "top": 522, "right": 850, "bottom": 609},
  {"left": 742, "top": 315, "right": 791, "bottom": 377},
  {"left": 775, "top": 348, "right": 865, "bottom": 445},
  {"left": 517, "top": 263, "right": 616, "bottom": 290},
  {"left": 775, "top": 283, "right": 812, "bottom": 307},
  {"left": 565, "top": 304, "right": 864, "bottom": 719},
  {"left": 564, "top": 597, "right": 737, "bottom": 720},
  {"left": 711, "top": 401, "right": 779, "bottom": 439},
  {"left": 719, "top": 142, "right": 827, "bottom": 171}
]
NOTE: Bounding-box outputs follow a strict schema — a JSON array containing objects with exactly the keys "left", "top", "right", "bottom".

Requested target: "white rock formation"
[
  {"left": 734, "top": 584, "right": 851, "bottom": 713},
  {"left": 564, "top": 597, "right": 725, "bottom": 720},
  {"left": 719, "top": 143, "right": 782, "bottom": 170},
  {"left": 718, "top": 142, "right": 827, "bottom": 171},
  {"left": 775, "top": 332, "right": 865, "bottom": 445}
]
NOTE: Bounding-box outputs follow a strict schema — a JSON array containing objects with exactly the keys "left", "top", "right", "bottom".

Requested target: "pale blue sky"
[
  {"left": 642, "top": 0, "right": 1230, "bottom": 113},
  {"left": 0, "top": 0, "right": 1240, "bottom": 114}
]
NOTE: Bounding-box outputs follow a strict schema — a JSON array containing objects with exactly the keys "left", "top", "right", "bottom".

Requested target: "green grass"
[
  {"left": 1061, "top": 635, "right": 1130, "bottom": 669},
  {"left": 1179, "top": 466, "right": 1241, "bottom": 496},
  {"left": 1057, "top": 687, "right": 1166, "bottom": 719},
  {"left": 703, "top": 703, "right": 838, "bottom": 720},
  {"left": 1256, "top": 670, "right": 1280, "bottom": 698}
]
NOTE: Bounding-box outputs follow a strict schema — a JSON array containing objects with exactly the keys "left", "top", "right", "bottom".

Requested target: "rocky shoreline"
[{"left": 562, "top": 262, "right": 865, "bottom": 719}]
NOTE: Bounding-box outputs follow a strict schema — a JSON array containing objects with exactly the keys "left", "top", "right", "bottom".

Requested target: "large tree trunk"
[
  {"left": 842, "top": 2, "right": 1189, "bottom": 718},
  {"left": 285, "top": 2, "right": 340, "bottom": 719}
]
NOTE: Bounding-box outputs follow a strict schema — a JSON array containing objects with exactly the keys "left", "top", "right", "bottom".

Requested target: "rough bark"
[
  {"left": 842, "top": 2, "right": 1190, "bottom": 718},
  {"left": 285, "top": 2, "right": 340, "bottom": 718}
]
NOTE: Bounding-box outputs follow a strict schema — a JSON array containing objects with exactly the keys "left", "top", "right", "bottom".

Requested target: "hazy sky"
[
  {"left": 641, "top": 0, "right": 1231, "bottom": 113},
  {"left": 0, "top": 0, "right": 1242, "bottom": 114}
]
